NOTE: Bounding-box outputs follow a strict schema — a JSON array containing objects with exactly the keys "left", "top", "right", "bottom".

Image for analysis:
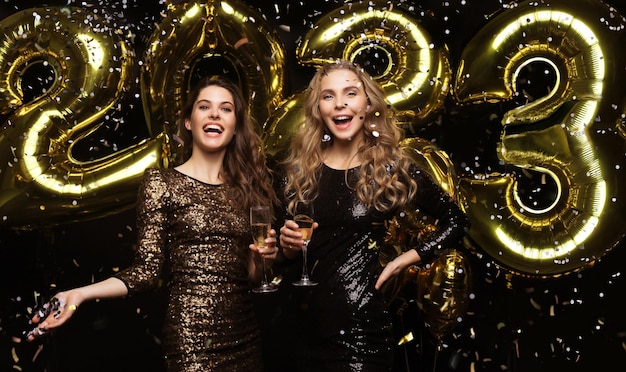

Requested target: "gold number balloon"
[
  {"left": 401, "top": 137, "right": 458, "bottom": 199},
  {"left": 141, "top": 0, "right": 286, "bottom": 162},
  {"left": 263, "top": 0, "right": 452, "bottom": 155},
  {"left": 417, "top": 249, "right": 472, "bottom": 342},
  {"left": 262, "top": 90, "right": 306, "bottom": 159},
  {"left": 0, "top": 6, "right": 168, "bottom": 228},
  {"left": 453, "top": 0, "right": 626, "bottom": 277}
]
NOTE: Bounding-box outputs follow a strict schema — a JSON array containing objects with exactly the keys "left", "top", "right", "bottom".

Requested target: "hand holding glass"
[
  {"left": 250, "top": 206, "right": 277, "bottom": 293},
  {"left": 293, "top": 200, "right": 317, "bottom": 286}
]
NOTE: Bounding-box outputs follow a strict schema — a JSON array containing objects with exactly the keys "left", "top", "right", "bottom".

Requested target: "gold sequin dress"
[{"left": 115, "top": 168, "right": 263, "bottom": 372}]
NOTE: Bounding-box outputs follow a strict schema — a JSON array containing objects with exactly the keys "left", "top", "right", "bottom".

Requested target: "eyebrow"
[
  {"left": 320, "top": 85, "right": 361, "bottom": 94},
  {"left": 196, "top": 99, "right": 234, "bottom": 105}
]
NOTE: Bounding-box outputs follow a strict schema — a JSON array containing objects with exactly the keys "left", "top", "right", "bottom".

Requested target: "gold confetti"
[{"left": 397, "top": 332, "right": 414, "bottom": 345}]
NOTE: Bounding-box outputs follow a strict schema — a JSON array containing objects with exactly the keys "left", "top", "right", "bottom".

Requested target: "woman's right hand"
[
  {"left": 279, "top": 219, "right": 318, "bottom": 259},
  {"left": 25, "top": 290, "right": 83, "bottom": 341}
]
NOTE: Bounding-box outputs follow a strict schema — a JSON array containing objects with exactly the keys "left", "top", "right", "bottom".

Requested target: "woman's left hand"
[
  {"left": 375, "top": 249, "right": 421, "bottom": 290},
  {"left": 249, "top": 228, "right": 278, "bottom": 260}
]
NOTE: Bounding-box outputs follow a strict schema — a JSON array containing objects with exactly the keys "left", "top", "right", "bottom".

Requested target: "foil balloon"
[
  {"left": 0, "top": 7, "right": 169, "bottom": 229},
  {"left": 416, "top": 249, "right": 472, "bottom": 342},
  {"left": 262, "top": 91, "right": 306, "bottom": 160},
  {"left": 453, "top": 0, "right": 626, "bottom": 277},
  {"left": 141, "top": 0, "right": 286, "bottom": 163},
  {"left": 400, "top": 137, "right": 458, "bottom": 199}
]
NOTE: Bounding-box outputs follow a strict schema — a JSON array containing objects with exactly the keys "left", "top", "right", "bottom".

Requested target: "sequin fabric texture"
[
  {"left": 279, "top": 164, "right": 469, "bottom": 371},
  {"left": 115, "top": 168, "right": 262, "bottom": 372}
]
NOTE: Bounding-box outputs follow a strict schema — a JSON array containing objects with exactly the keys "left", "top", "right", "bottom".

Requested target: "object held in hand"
[
  {"left": 37, "top": 296, "right": 64, "bottom": 320},
  {"left": 24, "top": 296, "right": 66, "bottom": 340}
]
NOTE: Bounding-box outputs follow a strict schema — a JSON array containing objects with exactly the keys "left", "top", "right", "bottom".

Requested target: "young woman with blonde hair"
[{"left": 277, "top": 60, "right": 470, "bottom": 371}]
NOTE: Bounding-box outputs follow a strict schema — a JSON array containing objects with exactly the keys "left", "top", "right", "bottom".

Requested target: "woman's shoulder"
[
  {"left": 140, "top": 167, "right": 181, "bottom": 189},
  {"left": 143, "top": 167, "right": 177, "bottom": 178}
]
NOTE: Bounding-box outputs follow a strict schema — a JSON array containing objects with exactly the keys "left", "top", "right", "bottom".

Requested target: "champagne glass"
[
  {"left": 293, "top": 200, "right": 318, "bottom": 286},
  {"left": 250, "top": 206, "right": 277, "bottom": 293}
]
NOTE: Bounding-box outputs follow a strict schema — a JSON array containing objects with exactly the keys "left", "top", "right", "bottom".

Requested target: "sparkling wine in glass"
[
  {"left": 293, "top": 200, "right": 318, "bottom": 286},
  {"left": 250, "top": 206, "right": 277, "bottom": 293}
]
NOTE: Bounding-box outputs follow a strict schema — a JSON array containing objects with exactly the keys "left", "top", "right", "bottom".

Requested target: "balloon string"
[{"left": 433, "top": 337, "right": 442, "bottom": 372}]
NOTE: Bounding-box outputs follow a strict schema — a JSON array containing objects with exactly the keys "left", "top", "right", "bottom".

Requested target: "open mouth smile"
[
  {"left": 333, "top": 115, "right": 352, "bottom": 125},
  {"left": 202, "top": 123, "right": 224, "bottom": 134}
]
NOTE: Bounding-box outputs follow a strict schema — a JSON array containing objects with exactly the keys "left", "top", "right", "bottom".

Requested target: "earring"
[{"left": 322, "top": 132, "right": 332, "bottom": 142}]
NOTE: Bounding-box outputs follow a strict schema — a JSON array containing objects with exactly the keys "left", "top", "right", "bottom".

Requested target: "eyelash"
[
  {"left": 322, "top": 91, "right": 357, "bottom": 100},
  {"left": 198, "top": 105, "right": 232, "bottom": 112}
]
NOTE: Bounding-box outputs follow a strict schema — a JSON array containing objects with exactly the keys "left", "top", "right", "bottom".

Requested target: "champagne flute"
[
  {"left": 293, "top": 200, "right": 318, "bottom": 286},
  {"left": 250, "top": 206, "right": 277, "bottom": 293}
]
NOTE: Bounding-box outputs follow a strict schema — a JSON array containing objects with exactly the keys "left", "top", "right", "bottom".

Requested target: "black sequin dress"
[
  {"left": 115, "top": 168, "right": 263, "bottom": 372},
  {"left": 279, "top": 164, "right": 469, "bottom": 372}
]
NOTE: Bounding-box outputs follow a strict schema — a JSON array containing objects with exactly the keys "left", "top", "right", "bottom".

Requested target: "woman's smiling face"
[
  {"left": 317, "top": 68, "right": 369, "bottom": 144},
  {"left": 185, "top": 85, "right": 237, "bottom": 154}
]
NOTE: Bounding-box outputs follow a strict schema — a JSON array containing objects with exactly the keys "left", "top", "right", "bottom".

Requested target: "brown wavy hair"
[
  {"left": 282, "top": 60, "right": 417, "bottom": 214},
  {"left": 176, "top": 75, "right": 279, "bottom": 213}
]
